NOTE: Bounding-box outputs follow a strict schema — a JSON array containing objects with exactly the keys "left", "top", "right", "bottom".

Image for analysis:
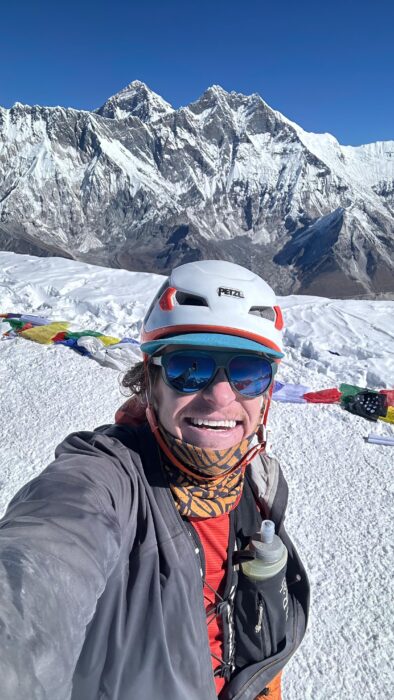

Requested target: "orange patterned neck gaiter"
[{"left": 159, "top": 426, "right": 255, "bottom": 518}]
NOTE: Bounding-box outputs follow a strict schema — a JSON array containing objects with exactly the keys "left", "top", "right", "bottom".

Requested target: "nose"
[{"left": 202, "top": 368, "right": 237, "bottom": 407}]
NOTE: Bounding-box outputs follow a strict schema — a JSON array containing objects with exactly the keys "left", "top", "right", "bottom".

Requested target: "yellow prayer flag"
[
  {"left": 97, "top": 335, "right": 120, "bottom": 346},
  {"left": 20, "top": 322, "right": 70, "bottom": 344},
  {"left": 380, "top": 406, "right": 394, "bottom": 425}
]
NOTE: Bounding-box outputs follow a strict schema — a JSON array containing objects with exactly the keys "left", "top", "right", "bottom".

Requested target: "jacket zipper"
[
  {"left": 185, "top": 520, "right": 205, "bottom": 579},
  {"left": 255, "top": 600, "right": 264, "bottom": 634},
  {"left": 157, "top": 448, "right": 206, "bottom": 579},
  {"left": 162, "top": 482, "right": 206, "bottom": 579}
]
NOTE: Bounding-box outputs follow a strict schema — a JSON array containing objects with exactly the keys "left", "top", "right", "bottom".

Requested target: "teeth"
[{"left": 189, "top": 418, "right": 237, "bottom": 429}]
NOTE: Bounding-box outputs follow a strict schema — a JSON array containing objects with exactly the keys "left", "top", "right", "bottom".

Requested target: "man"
[{"left": 0, "top": 260, "right": 309, "bottom": 699}]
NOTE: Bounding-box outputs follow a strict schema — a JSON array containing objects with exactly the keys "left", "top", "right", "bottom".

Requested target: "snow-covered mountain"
[{"left": 0, "top": 81, "right": 393, "bottom": 297}]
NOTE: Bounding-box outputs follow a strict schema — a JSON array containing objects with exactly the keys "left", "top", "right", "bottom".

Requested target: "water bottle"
[
  {"left": 241, "top": 520, "right": 288, "bottom": 581},
  {"left": 236, "top": 520, "right": 289, "bottom": 664}
]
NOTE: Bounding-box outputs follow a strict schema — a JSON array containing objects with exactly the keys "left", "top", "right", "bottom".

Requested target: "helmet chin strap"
[{"left": 257, "top": 383, "right": 274, "bottom": 450}]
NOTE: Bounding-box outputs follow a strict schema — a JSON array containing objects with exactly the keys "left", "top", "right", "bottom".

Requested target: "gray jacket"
[{"left": 0, "top": 424, "right": 309, "bottom": 700}]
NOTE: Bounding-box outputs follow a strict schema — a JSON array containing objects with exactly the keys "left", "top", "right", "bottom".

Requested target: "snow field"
[{"left": 0, "top": 252, "right": 393, "bottom": 699}]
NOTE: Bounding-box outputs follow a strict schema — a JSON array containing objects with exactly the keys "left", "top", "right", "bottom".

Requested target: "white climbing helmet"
[{"left": 140, "top": 260, "right": 284, "bottom": 358}]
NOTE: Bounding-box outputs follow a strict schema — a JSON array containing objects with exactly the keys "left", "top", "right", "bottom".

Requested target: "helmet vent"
[
  {"left": 249, "top": 306, "right": 276, "bottom": 321},
  {"left": 175, "top": 291, "right": 208, "bottom": 307}
]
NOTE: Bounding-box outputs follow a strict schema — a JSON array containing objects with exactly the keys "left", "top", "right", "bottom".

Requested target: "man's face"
[{"left": 152, "top": 347, "right": 264, "bottom": 449}]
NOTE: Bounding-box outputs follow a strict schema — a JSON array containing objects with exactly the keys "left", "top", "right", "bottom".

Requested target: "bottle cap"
[
  {"left": 251, "top": 520, "right": 285, "bottom": 563},
  {"left": 261, "top": 520, "right": 275, "bottom": 544}
]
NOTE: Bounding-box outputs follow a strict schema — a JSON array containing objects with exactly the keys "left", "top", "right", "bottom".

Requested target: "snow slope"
[{"left": 0, "top": 252, "right": 393, "bottom": 699}]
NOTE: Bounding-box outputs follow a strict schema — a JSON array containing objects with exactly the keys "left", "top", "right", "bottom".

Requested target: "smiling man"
[{"left": 0, "top": 260, "right": 309, "bottom": 700}]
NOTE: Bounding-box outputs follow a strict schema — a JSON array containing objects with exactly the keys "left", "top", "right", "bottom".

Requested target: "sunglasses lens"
[
  {"left": 164, "top": 352, "right": 215, "bottom": 393},
  {"left": 228, "top": 355, "right": 272, "bottom": 397},
  {"left": 162, "top": 351, "right": 273, "bottom": 397}
]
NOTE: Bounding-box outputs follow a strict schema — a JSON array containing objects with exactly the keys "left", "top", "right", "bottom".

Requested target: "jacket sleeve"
[{"left": 0, "top": 430, "right": 134, "bottom": 700}]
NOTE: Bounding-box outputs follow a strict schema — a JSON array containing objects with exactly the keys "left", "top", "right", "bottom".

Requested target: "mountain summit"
[
  {"left": 96, "top": 80, "right": 173, "bottom": 122},
  {"left": 0, "top": 82, "right": 393, "bottom": 297}
]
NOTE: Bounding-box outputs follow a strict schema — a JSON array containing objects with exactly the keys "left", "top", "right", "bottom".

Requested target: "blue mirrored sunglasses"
[{"left": 150, "top": 350, "right": 275, "bottom": 398}]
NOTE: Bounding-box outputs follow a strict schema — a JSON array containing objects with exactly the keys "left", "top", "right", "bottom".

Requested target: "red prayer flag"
[
  {"left": 52, "top": 332, "right": 68, "bottom": 342},
  {"left": 380, "top": 390, "right": 394, "bottom": 406},
  {"left": 303, "top": 388, "right": 342, "bottom": 404}
]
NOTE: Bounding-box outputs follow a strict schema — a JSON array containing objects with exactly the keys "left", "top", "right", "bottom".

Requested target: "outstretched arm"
[{"left": 0, "top": 431, "right": 131, "bottom": 700}]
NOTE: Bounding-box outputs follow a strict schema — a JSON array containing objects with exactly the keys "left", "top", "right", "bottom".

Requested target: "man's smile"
[{"left": 184, "top": 417, "right": 242, "bottom": 430}]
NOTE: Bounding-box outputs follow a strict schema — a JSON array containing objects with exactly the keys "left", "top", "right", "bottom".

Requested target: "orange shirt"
[{"left": 192, "top": 513, "right": 230, "bottom": 696}]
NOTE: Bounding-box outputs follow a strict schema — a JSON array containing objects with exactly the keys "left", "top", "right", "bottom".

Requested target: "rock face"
[{"left": 0, "top": 81, "right": 393, "bottom": 297}]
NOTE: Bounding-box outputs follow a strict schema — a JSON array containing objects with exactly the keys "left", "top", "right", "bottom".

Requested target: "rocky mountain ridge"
[{"left": 0, "top": 80, "right": 393, "bottom": 297}]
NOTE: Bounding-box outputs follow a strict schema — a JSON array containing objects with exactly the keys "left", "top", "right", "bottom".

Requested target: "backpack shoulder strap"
[{"left": 246, "top": 452, "right": 289, "bottom": 531}]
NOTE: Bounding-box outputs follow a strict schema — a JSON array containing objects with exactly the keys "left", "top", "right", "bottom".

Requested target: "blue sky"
[{"left": 1, "top": 0, "right": 393, "bottom": 145}]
